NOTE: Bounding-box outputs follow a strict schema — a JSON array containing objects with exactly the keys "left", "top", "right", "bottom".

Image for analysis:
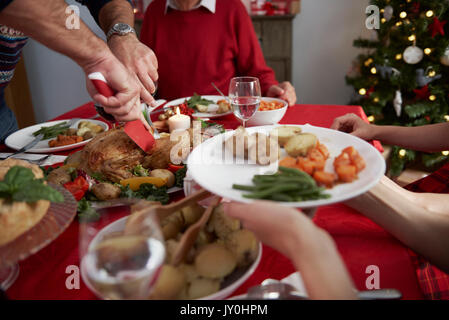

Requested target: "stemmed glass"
[
  {"left": 79, "top": 207, "right": 165, "bottom": 300},
  {"left": 228, "top": 77, "right": 261, "bottom": 128}
]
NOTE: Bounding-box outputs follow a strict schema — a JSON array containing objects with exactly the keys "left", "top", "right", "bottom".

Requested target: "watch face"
[{"left": 115, "top": 23, "right": 131, "bottom": 34}]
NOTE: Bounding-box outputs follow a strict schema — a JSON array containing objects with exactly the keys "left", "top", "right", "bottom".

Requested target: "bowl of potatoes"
[{"left": 83, "top": 202, "right": 262, "bottom": 300}]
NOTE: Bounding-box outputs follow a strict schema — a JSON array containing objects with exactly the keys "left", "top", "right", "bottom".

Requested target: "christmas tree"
[{"left": 347, "top": 0, "right": 449, "bottom": 176}]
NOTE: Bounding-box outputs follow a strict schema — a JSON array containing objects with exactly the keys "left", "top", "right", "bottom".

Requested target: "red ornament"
[
  {"left": 365, "top": 86, "right": 375, "bottom": 97},
  {"left": 428, "top": 17, "right": 447, "bottom": 38},
  {"left": 414, "top": 85, "right": 430, "bottom": 100}
]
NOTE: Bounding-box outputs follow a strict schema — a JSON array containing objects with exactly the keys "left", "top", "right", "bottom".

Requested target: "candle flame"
[{"left": 176, "top": 107, "right": 181, "bottom": 116}]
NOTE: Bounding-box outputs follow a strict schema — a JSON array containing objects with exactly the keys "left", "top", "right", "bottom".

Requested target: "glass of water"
[
  {"left": 228, "top": 77, "right": 261, "bottom": 128},
  {"left": 80, "top": 207, "right": 165, "bottom": 300}
]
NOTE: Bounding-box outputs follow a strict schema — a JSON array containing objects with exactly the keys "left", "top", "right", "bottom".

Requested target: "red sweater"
[{"left": 140, "top": 0, "right": 278, "bottom": 101}]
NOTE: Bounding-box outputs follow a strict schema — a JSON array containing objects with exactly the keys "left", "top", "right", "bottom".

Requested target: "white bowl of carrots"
[{"left": 247, "top": 98, "right": 288, "bottom": 127}]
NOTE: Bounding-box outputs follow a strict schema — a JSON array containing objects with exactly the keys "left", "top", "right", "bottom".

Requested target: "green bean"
[{"left": 232, "top": 184, "right": 258, "bottom": 191}]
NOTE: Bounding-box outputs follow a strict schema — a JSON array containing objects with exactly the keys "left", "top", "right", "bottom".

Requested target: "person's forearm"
[
  {"left": 98, "top": 0, "right": 135, "bottom": 35},
  {"left": 372, "top": 123, "right": 449, "bottom": 152},
  {"left": 346, "top": 176, "right": 449, "bottom": 273},
  {"left": 0, "top": 0, "right": 111, "bottom": 71},
  {"left": 288, "top": 223, "right": 357, "bottom": 300}
]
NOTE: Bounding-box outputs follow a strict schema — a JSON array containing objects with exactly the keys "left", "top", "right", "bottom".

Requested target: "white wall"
[
  {"left": 292, "top": 0, "right": 371, "bottom": 105},
  {"left": 23, "top": 0, "right": 370, "bottom": 122},
  {"left": 23, "top": 0, "right": 105, "bottom": 122}
]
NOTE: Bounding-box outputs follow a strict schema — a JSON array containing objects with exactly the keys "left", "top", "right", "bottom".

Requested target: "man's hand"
[
  {"left": 108, "top": 34, "right": 158, "bottom": 106},
  {"left": 83, "top": 53, "right": 150, "bottom": 129},
  {"left": 267, "top": 81, "right": 297, "bottom": 106},
  {"left": 331, "top": 113, "right": 376, "bottom": 141}
]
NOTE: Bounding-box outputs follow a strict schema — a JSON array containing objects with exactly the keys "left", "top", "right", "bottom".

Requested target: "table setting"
[{"left": 0, "top": 76, "right": 425, "bottom": 300}]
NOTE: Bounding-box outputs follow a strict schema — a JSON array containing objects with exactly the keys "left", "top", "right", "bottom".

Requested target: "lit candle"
[{"left": 168, "top": 107, "right": 191, "bottom": 133}]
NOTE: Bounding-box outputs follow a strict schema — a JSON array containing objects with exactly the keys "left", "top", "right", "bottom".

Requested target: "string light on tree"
[
  {"left": 445, "top": 115, "right": 449, "bottom": 122},
  {"left": 395, "top": 53, "right": 402, "bottom": 60},
  {"left": 371, "top": 67, "right": 377, "bottom": 74},
  {"left": 399, "top": 11, "right": 407, "bottom": 19},
  {"left": 364, "top": 58, "right": 374, "bottom": 67},
  {"left": 429, "top": 95, "right": 436, "bottom": 101},
  {"left": 399, "top": 149, "right": 407, "bottom": 157},
  {"left": 367, "top": 115, "right": 375, "bottom": 123},
  {"left": 424, "top": 48, "right": 432, "bottom": 55},
  {"left": 442, "top": 151, "right": 449, "bottom": 156},
  {"left": 408, "top": 34, "right": 416, "bottom": 41},
  {"left": 426, "top": 10, "right": 434, "bottom": 18},
  {"left": 359, "top": 88, "right": 367, "bottom": 95}
]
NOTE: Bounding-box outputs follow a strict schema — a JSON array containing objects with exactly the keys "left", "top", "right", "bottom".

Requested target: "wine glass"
[
  {"left": 79, "top": 206, "right": 165, "bottom": 300},
  {"left": 228, "top": 77, "right": 261, "bottom": 128}
]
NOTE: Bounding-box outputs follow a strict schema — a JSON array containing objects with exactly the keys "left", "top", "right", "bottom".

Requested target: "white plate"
[
  {"left": 82, "top": 215, "right": 262, "bottom": 300},
  {"left": 5, "top": 119, "right": 109, "bottom": 154},
  {"left": 187, "top": 124, "right": 386, "bottom": 209},
  {"left": 164, "top": 95, "right": 233, "bottom": 118}
]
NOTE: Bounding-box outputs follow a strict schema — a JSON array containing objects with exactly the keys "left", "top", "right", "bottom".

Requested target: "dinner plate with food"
[
  {"left": 187, "top": 124, "right": 386, "bottom": 208},
  {"left": 162, "top": 94, "right": 233, "bottom": 119},
  {"left": 5, "top": 119, "right": 109, "bottom": 154}
]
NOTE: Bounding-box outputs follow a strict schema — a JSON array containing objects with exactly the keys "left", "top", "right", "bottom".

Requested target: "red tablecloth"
[{"left": 5, "top": 103, "right": 423, "bottom": 299}]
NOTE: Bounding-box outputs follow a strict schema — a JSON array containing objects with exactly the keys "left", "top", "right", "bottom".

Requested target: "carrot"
[
  {"left": 307, "top": 148, "right": 325, "bottom": 162},
  {"left": 279, "top": 156, "right": 297, "bottom": 168},
  {"left": 352, "top": 154, "right": 366, "bottom": 173},
  {"left": 335, "top": 165, "right": 357, "bottom": 182},
  {"left": 296, "top": 157, "right": 316, "bottom": 175},
  {"left": 313, "top": 171, "right": 337, "bottom": 188},
  {"left": 342, "top": 146, "right": 357, "bottom": 158},
  {"left": 316, "top": 142, "right": 330, "bottom": 159},
  {"left": 313, "top": 159, "right": 326, "bottom": 171},
  {"left": 334, "top": 153, "right": 351, "bottom": 168}
]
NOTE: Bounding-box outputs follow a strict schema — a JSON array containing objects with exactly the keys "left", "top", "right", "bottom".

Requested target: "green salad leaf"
[
  {"left": 120, "top": 183, "right": 169, "bottom": 204},
  {"left": 0, "top": 166, "right": 64, "bottom": 203},
  {"left": 187, "top": 93, "right": 214, "bottom": 109},
  {"left": 77, "top": 198, "right": 100, "bottom": 222},
  {"left": 132, "top": 164, "right": 150, "bottom": 177},
  {"left": 174, "top": 166, "right": 187, "bottom": 188}
]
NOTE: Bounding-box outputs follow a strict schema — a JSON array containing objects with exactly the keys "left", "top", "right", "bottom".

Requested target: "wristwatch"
[{"left": 106, "top": 23, "right": 136, "bottom": 40}]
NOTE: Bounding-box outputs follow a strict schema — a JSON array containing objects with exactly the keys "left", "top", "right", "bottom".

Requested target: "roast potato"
[
  {"left": 270, "top": 126, "right": 302, "bottom": 147},
  {"left": 225, "top": 229, "right": 259, "bottom": 267},
  {"left": 248, "top": 132, "right": 281, "bottom": 165},
  {"left": 207, "top": 204, "right": 241, "bottom": 239},
  {"left": 47, "top": 167, "right": 71, "bottom": 185},
  {"left": 181, "top": 203, "right": 205, "bottom": 226},
  {"left": 186, "top": 278, "right": 221, "bottom": 300},
  {"left": 91, "top": 182, "right": 121, "bottom": 200},
  {"left": 194, "top": 243, "right": 237, "bottom": 279},
  {"left": 161, "top": 211, "right": 185, "bottom": 240},
  {"left": 284, "top": 133, "right": 318, "bottom": 157},
  {"left": 150, "top": 265, "right": 186, "bottom": 300},
  {"left": 149, "top": 169, "right": 175, "bottom": 188},
  {"left": 224, "top": 126, "right": 250, "bottom": 159}
]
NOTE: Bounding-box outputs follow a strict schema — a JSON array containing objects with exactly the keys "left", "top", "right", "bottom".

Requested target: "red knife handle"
[{"left": 88, "top": 72, "right": 115, "bottom": 98}]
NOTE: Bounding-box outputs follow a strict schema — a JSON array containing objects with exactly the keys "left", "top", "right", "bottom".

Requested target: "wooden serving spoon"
[
  {"left": 171, "top": 196, "right": 222, "bottom": 266},
  {"left": 124, "top": 188, "right": 212, "bottom": 236}
]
